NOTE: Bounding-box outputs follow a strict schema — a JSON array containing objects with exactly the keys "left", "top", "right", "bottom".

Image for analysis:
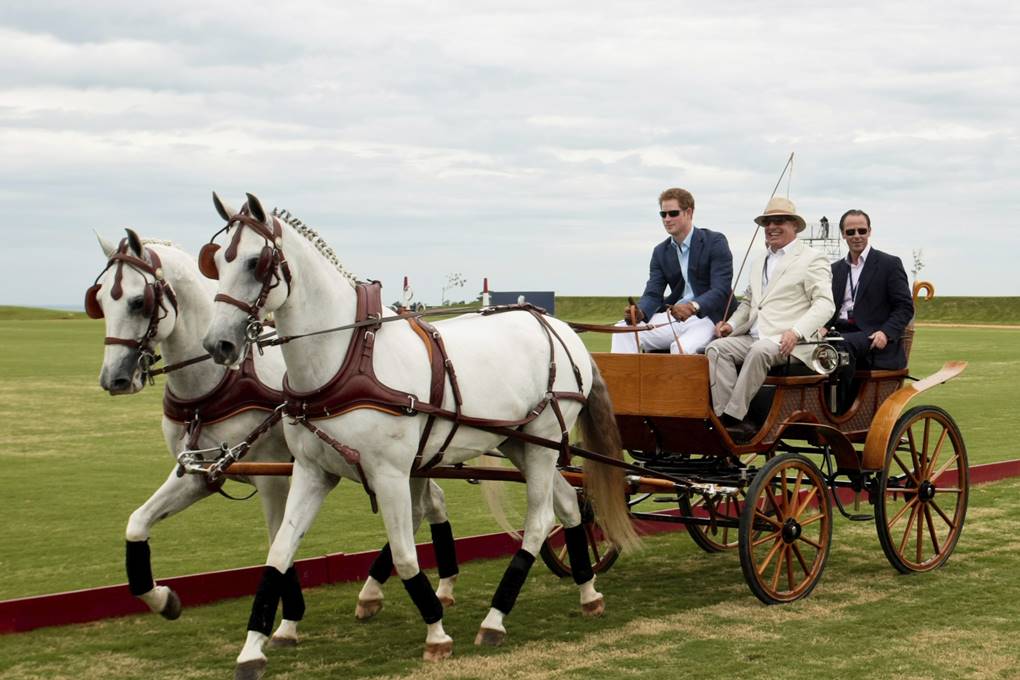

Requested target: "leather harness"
[
  {"left": 163, "top": 351, "right": 285, "bottom": 451},
  {"left": 281, "top": 282, "right": 589, "bottom": 510}
]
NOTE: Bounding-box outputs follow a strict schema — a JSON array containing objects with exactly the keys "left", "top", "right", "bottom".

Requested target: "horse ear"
[
  {"left": 246, "top": 193, "right": 268, "bottom": 224},
  {"left": 94, "top": 230, "right": 117, "bottom": 259},
  {"left": 125, "top": 228, "right": 144, "bottom": 257},
  {"left": 213, "top": 191, "right": 235, "bottom": 222}
]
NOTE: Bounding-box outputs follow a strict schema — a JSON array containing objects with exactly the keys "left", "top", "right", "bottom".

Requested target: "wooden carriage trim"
[{"left": 861, "top": 361, "right": 968, "bottom": 470}]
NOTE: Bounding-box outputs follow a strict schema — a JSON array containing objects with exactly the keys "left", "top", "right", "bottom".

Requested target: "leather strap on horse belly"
[{"left": 294, "top": 417, "right": 377, "bottom": 513}]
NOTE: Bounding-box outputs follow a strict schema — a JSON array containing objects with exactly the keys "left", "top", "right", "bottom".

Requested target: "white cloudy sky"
[{"left": 3, "top": 1, "right": 1018, "bottom": 307}]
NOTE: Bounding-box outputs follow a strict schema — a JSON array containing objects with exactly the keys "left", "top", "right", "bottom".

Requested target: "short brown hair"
[{"left": 658, "top": 188, "right": 695, "bottom": 211}]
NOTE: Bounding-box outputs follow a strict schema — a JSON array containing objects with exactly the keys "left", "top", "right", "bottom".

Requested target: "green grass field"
[
  {"left": 1, "top": 304, "right": 1019, "bottom": 678},
  {"left": 1, "top": 477, "right": 1018, "bottom": 679}
]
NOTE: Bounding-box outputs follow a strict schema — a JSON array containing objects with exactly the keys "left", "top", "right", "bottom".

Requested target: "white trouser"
[{"left": 610, "top": 311, "right": 716, "bottom": 355}]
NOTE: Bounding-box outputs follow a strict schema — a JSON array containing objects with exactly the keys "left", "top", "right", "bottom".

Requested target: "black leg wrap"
[
  {"left": 402, "top": 571, "right": 444, "bottom": 624},
  {"left": 125, "top": 540, "right": 155, "bottom": 597},
  {"left": 430, "top": 521, "right": 460, "bottom": 579},
  {"left": 491, "top": 549, "right": 536, "bottom": 615},
  {"left": 368, "top": 543, "right": 394, "bottom": 584},
  {"left": 247, "top": 566, "right": 285, "bottom": 635},
  {"left": 564, "top": 524, "right": 595, "bottom": 586},
  {"left": 280, "top": 566, "right": 305, "bottom": 622}
]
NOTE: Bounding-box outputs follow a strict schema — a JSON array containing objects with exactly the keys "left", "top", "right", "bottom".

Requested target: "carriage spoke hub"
[
  {"left": 918, "top": 480, "right": 936, "bottom": 502},
  {"left": 781, "top": 518, "right": 802, "bottom": 544}
]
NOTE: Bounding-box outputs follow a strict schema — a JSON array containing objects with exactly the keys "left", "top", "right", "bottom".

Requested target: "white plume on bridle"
[{"left": 271, "top": 207, "right": 359, "bottom": 288}]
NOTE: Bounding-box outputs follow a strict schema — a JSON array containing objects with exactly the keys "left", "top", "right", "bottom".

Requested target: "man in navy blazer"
[
  {"left": 826, "top": 209, "right": 914, "bottom": 370},
  {"left": 612, "top": 187, "right": 733, "bottom": 354}
]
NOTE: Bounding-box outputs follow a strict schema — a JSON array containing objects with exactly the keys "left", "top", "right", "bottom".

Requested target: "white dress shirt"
[{"left": 838, "top": 244, "right": 872, "bottom": 321}]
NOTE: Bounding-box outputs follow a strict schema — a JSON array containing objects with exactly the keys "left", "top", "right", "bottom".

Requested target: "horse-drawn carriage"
[
  {"left": 590, "top": 319, "right": 967, "bottom": 603},
  {"left": 88, "top": 193, "right": 968, "bottom": 675}
]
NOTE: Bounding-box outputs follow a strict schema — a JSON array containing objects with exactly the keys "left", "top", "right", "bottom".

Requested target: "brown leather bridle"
[
  {"left": 85, "top": 240, "right": 179, "bottom": 376},
  {"left": 199, "top": 210, "right": 292, "bottom": 343}
]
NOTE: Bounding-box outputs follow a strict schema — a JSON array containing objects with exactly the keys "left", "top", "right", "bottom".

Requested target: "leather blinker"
[
  {"left": 85, "top": 284, "right": 104, "bottom": 319},
  {"left": 142, "top": 284, "right": 156, "bottom": 318},
  {"left": 255, "top": 245, "right": 274, "bottom": 283},
  {"left": 198, "top": 243, "right": 220, "bottom": 280}
]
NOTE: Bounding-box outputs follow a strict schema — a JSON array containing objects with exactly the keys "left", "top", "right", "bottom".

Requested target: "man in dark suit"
[
  {"left": 826, "top": 209, "right": 914, "bottom": 370},
  {"left": 613, "top": 187, "right": 733, "bottom": 354}
]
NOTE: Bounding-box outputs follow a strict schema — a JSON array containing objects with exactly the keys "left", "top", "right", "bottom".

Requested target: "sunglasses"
[
  {"left": 843, "top": 228, "right": 869, "bottom": 236},
  {"left": 659, "top": 209, "right": 685, "bottom": 218},
  {"left": 761, "top": 216, "right": 790, "bottom": 226}
]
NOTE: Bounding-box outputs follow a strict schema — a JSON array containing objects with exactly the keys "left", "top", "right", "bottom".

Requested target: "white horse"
[
  {"left": 201, "top": 193, "right": 638, "bottom": 678},
  {"left": 86, "top": 229, "right": 460, "bottom": 646}
]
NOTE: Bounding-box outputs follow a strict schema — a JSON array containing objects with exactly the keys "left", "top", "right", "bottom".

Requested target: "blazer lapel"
[
  {"left": 833, "top": 260, "right": 849, "bottom": 304},
  {"left": 854, "top": 251, "right": 878, "bottom": 301},
  {"left": 688, "top": 228, "right": 703, "bottom": 279}
]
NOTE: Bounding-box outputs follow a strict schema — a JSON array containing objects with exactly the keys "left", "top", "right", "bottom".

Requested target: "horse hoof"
[
  {"left": 159, "top": 589, "right": 182, "bottom": 620},
  {"left": 438, "top": 594, "right": 455, "bottom": 607},
  {"left": 355, "top": 598, "right": 383, "bottom": 621},
  {"left": 474, "top": 627, "right": 505, "bottom": 647},
  {"left": 269, "top": 635, "right": 299, "bottom": 648},
  {"left": 581, "top": 595, "right": 605, "bottom": 617},
  {"left": 234, "top": 658, "right": 267, "bottom": 680},
  {"left": 423, "top": 640, "right": 453, "bottom": 662}
]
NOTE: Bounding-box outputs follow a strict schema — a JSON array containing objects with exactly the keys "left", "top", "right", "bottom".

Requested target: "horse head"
[
  {"left": 88, "top": 228, "right": 179, "bottom": 394},
  {"left": 201, "top": 192, "right": 292, "bottom": 366}
]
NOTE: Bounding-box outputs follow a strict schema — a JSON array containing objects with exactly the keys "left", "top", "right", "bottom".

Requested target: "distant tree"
[
  {"left": 911, "top": 249, "right": 925, "bottom": 283},
  {"left": 441, "top": 273, "right": 466, "bottom": 305}
]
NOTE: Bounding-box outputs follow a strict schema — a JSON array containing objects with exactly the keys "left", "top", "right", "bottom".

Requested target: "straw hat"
[{"left": 754, "top": 197, "right": 806, "bottom": 232}]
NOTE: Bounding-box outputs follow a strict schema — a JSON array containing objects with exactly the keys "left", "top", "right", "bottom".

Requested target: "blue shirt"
[{"left": 669, "top": 227, "right": 696, "bottom": 303}]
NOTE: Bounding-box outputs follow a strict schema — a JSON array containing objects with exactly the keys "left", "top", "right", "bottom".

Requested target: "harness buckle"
[
  {"left": 246, "top": 319, "right": 264, "bottom": 345},
  {"left": 138, "top": 350, "right": 157, "bottom": 385},
  {"left": 405, "top": 395, "right": 417, "bottom": 415}
]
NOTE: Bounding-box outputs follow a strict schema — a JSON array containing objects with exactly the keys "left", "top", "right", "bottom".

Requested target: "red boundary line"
[{"left": 3, "top": 459, "right": 1018, "bottom": 635}]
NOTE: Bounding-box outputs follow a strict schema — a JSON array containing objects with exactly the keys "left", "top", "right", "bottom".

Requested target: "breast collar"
[
  {"left": 282, "top": 281, "right": 447, "bottom": 423},
  {"left": 163, "top": 350, "right": 284, "bottom": 426}
]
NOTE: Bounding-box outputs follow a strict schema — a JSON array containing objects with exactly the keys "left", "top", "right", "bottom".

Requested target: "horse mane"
[{"left": 272, "top": 207, "right": 359, "bottom": 288}]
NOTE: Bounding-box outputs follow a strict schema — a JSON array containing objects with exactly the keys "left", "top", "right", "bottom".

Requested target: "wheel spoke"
[
  {"left": 752, "top": 529, "right": 783, "bottom": 548},
  {"left": 791, "top": 542, "right": 811, "bottom": 575},
  {"left": 930, "top": 499, "right": 958, "bottom": 530},
  {"left": 793, "top": 487, "right": 819, "bottom": 519},
  {"left": 770, "top": 545, "right": 785, "bottom": 591},
  {"left": 785, "top": 546, "right": 795, "bottom": 591},
  {"left": 892, "top": 453, "right": 918, "bottom": 484},
  {"left": 792, "top": 470, "right": 804, "bottom": 509},
  {"left": 931, "top": 452, "right": 961, "bottom": 483},
  {"left": 906, "top": 426, "right": 922, "bottom": 479},
  {"left": 764, "top": 486, "right": 785, "bottom": 518},
  {"left": 916, "top": 502, "right": 924, "bottom": 562},
  {"left": 923, "top": 425, "right": 949, "bottom": 479},
  {"left": 898, "top": 503, "right": 920, "bottom": 555},
  {"left": 754, "top": 509, "right": 783, "bottom": 530},
  {"left": 924, "top": 505, "right": 941, "bottom": 556},
  {"left": 799, "top": 513, "right": 825, "bottom": 527},
  {"left": 921, "top": 417, "right": 931, "bottom": 478},
  {"left": 757, "top": 536, "right": 785, "bottom": 576},
  {"left": 886, "top": 494, "right": 919, "bottom": 529},
  {"left": 797, "top": 534, "right": 823, "bottom": 550}
]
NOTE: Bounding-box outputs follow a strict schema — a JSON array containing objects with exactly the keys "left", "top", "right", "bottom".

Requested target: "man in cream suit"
[{"left": 706, "top": 197, "right": 835, "bottom": 440}]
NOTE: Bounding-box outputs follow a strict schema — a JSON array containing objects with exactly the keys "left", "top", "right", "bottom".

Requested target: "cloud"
[{"left": 2, "top": 1, "right": 1019, "bottom": 306}]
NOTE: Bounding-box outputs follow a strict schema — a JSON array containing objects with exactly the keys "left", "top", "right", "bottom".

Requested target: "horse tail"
[{"left": 578, "top": 362, "right": 641, "bottom": 553}]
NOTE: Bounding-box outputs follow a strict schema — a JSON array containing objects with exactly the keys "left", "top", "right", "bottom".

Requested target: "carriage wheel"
[
  {"left": 679, "top": 490, "right": 746, "bottom": 552},
  {"left": 540, "top": 490, "right": 620, "bottom": 577},
  {"left": 680, "top": 453, "right": 760, "bottom": 552},
  {"left": 874, "top": 405, "right": 968, "bottom": 574},
  {"left": 738, "top": 453, "right": 832, "bottom": 604}
]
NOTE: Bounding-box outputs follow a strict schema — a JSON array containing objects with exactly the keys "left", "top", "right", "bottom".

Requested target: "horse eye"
[
  {"left": 128, "top": 296, "right": 145, "bottom": 313},
  {"left": 246, "top": 257, "right": 259, "bottom": 272}
]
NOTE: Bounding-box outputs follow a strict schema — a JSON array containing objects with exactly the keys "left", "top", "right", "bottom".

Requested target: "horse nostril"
[
  {"left": 110, "top": 377, "right": 131, "bottom": 392},
  {"left": 217, "top": 340, "right": 236, "bottom": 362}
]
